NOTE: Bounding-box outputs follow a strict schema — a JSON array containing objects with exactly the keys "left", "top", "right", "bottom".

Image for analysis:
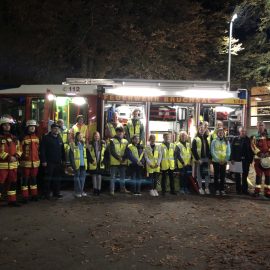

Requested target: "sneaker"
[
  {"left": 137, "top": 192, "right": 142, "bottom": 196},
  {"left": 199, "top": 188, "right": 205, "bottom": 195},
  {"left": 74, "top": 193, "right": 82, "bottom": 198},
  {"left": 215, "top": 190, "right": 220, "bottom": 196},
  {"left": 149, "top": 189, "right": 155, "bottom": 196},
  {"left": 54, "top": 194, "right": 63, "bottom": 199},
  {"left": 170, "top": 191, "right": 177, "bottom": 195},
  {"left": 220, "top": 190, "right": 226, "bottom": 196},
  {"left": 184, "top": 188, "right": 190, "bottom": 194},
  {"left": 121, "top": 188, "right": 130, "bottom": 194},
  {"left": 204, "top": 188, "right": 210, "bottom": 195},
  {"left": 110, "top": 191, "right": 115, "bottom": 196},
  {"left": 81, "top": 192, "right": 87, "bottom": 197},
  {"left": 154, "top": 189, "right": 159, "bottom": 196},
  {"left": 179, "top": 189, "right": 185, "bottom": 195}
]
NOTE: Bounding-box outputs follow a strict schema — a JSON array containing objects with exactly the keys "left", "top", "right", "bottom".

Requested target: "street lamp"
[{"left": 227, "top": 13, "right": 238, "bottom": 91}]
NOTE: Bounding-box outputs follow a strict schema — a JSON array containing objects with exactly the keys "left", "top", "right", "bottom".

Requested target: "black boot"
[{"left": 8, "top": 201, "right": 21, "bottom": 207}]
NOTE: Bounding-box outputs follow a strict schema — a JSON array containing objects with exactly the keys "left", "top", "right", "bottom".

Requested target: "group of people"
[{"left": 0, "top": 108, "right": 270, "bottom": 206}]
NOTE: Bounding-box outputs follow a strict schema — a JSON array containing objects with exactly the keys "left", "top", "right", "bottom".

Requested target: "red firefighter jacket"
[
  {"left": 0, "top": 133, "right": 22, "bottom": 169},
  {"left": 20, "top": 134, "right": 40, "bottom": 168}
]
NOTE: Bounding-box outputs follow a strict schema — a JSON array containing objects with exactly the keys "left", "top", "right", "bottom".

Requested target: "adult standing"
[
  {"left": 0, "top": 117, "right": 22, "bottom": 206},
  {"left": 230, "top": 127, "right": 253, "bottom": 195},
  {"left": 105, "top": 112, "right": 123, "bottom": 140},
  {"left": 192, "top": 126, "right": 211, "bottom": 195},
  {"left": 210, "top": 120, "right": 223, "bottom": 143},
  {"left": 251, "top": 122, "right": 270, "bottom": 197},
  {"left": 69, "top": 115, "right": 89, "bottom": 145},
  {"left": 211, "top": 128, "right": 231, "bottom": 196},
  {"left": 40, "top": 123, "right": 65, "bottom": 199},
  {"left": 20, "top": 120, "right": 40, "bottom": 202},
  {"left": 125, "top": 108, "right": 145, "bottom": 145}
]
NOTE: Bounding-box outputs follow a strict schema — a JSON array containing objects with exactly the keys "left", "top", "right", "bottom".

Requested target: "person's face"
[
  {"left": 78, "top": 117, "right": 84, "bottom": 125},
  {"left": 117, "top": 131, "right": 124, "bottom": 139},
  {"left": 2, "top": 123, "right": 11, "bottom": 132},
  {"left": 217, "top": 130, "right": 224, "bottom": 138},
  {"left": 57, "top": 120, "right": 64, "bottom": 128},
  {"left": 133, "top": 136, "right": 139, "bottom": 145},
  {"left": 239, "top": 128, "right": 246, "bottom": 137},
  {"left": 180, "top": 133, "right": 187, "bottom": 142},
  {"left": 204, "top": 123, "right": 209, "bottom": 129},
  {"left": 164, "top": 134, "right": 170, "bottom": 143},
  {"left": 51, "top": 127, "right": 59, "bottom": 135},
  {"left": 28, "top": 126, "right": 36, "bottom": 133},
  {"left": 198, "top": 127, "right": 205, "bottom": 135},
  {"left": 112, "top": 113, "right": 118, "bottom": 122},
  {"left": 149, "top": 136, "right": 156, "bottom": 144},
  {"left": 77, "top": 133, "right": 83, "bottom": 141},
  {"left": 217, "top": 122, "right": 223, "bottom": 129},
  {"left": 258, "top": 123, "right": 265, "bottom": 133},
  {"left": 94, "top": 133, "right": 100, "bottom": 141},
  {"left": 133, "top": 110, "right": 140, "bottom": 118}
]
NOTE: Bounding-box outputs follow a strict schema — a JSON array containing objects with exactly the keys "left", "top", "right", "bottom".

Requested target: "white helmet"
[
  {"left": 261, "top": 157, "right": 270, "bottom": 169},
  {"left": 26, "top": 120, "right": 38, "bottom": 127},
  {"left": 0, "top": 117, "right": 13, "bottom": 125}
]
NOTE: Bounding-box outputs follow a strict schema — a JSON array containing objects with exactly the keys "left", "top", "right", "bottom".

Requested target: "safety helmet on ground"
[{"left": 26, "top": 120, "right": 38, "bottom": 127}]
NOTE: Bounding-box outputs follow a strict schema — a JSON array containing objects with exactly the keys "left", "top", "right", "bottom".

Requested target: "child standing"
[
  {"left": 127, "top": 135, "right": 144, "bottom": 195},
  {"left": 87, "top": 131, "right": 106, "bottom": 196},
  {"left": 69, "top": 132, "right": 87, "bottom": 198}
]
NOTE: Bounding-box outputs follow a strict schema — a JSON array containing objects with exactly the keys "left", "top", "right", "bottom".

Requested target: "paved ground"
[{"left": 0, "top": 191, "right": 270, "bottom": 270}]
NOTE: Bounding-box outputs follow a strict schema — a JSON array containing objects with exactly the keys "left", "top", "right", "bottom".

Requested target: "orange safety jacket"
[
  {"left": 0, "top": 133, "right": 22, "bottom": 169},
  {"left": 20, "top": 134, "right": 40, "bottom": 168}
]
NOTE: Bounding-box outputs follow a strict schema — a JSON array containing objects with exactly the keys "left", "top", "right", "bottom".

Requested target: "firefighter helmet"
[
  {"left": 261, "top": 157, "right": 270, "bottom": 169},
  {"left": 26, "top": 120, "right": 38, "bottom": 127},
  {"left": 0, "top": 117, "right": 13, "bottom": 125}
]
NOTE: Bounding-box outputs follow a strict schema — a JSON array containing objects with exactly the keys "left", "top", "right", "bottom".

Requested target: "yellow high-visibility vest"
[
  {"left": 72, "top": 124, "right": 88, "bottom": 142},
  {"left": 145, "top": 145, "right": 160, "bottom": 173},
  {"left": 107, "top": 122, "right": 116, "bottom": 137},
  {"left": 127, "top": 120, "right": 141, "bottom": 138},
  {"left": 88, "top": 144, "right": 105, "bottom": 170},
  {"left": 176, "top": 141, "right": 191, "bottom": 168},
  {"left": 127, "top": 144, "right": 144, "bottom": 165},
  {"left": 212, "top": 139, "right": 227, "bottom": 161},
  {"left": 160, "top": 142, "right": 175, "bottom": 171},
  {"left": 110, "top": 138, "right": 128, "bottom": 166},
  {"left": 71, "top": 144, "right": 87, "bottom": 170}
]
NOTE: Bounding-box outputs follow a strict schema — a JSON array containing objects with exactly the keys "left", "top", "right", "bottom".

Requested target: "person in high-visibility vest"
[
  {"left": 125, "top": 108, "right": 145, "bottom": 145},
  {"left": 159, "top": 133, "right": 176, "bottom": 195},
  {"left": 57, "top": 119, "right": 70, "bottom": 163},
  {"left": 127, "top": 135, "right": 144, "bottom": 196},
  {"left": 175, "top": 131, "right": 192, "bottom": 194},
  {"left": 20, "top": 119, "right": 40, "bottom": 202},
  {"left": 105, "top": 112, "right": 123, "bottom": 140},
  {"left": 251, "top": 122, "right": 270, "bottom": 197},
  {"left": 109, "top": 126, "right": 130, "bottom": 195},
  {"left": 211, "top": 128, "right": 231, "bottom": 196},
  {"left": 191, "top": 125, "right": 211, "bottom": 195},
  {"left": 87, "top": 131, "right": 106, "bottom": 196},
  {"left": 145, "top": 135, "right": 161, "bottom": 197},
  {"left": 0, "top": 117, "right": 22, "bottom": 206},
  {"left": 210, "top": 120, "right": 223, "bottom": 143},
  {"left": 69, "top": 115, "right": 89, "bottom": 145},
  {"left": 69, "top": 132, "right": 88, "bottom": 198}
]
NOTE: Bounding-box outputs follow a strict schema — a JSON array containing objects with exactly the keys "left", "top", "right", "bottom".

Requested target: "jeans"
[
  {"left": 74, "top": 166, "right": 86, "bottom": 194},
  {"left": 92, "top": 174, "right": 102, "bottom": 190},
  {"left": 130, "top": 164, "right": 142, "bottom": 193},
  {"left": 110, "top": 165, "right": 126, "bottom": 192},
  {"left": 179, "top": 165, "right": 192, "bottom": 190},
  {"left": 213, "top": 162, "right": 226, "bottom": 192},
  {"left": 195, "top": 159, "right": 210, "bottom": 189}
]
